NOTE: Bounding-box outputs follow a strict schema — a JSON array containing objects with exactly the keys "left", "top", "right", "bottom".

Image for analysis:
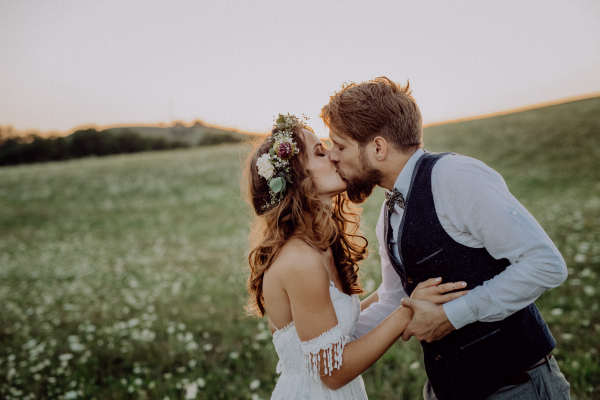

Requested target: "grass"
[{"left": 1, "top": 96, "right": 599, "bottom": 399}]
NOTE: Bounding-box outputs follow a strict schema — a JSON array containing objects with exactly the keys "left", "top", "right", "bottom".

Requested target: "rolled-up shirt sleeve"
[
  {"left": 353, "top": 204, "right": 408, "bottom": 339},
  {"left": 435, "top": 156, "right": 568, "bottom": 329}
]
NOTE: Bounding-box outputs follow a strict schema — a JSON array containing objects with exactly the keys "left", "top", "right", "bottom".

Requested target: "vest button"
[
  {"left": 435, "top": 355, "right": 441, "bottom": 362},
  {"left": 407, "top": 277, "right": 414, "bottom": 284}
]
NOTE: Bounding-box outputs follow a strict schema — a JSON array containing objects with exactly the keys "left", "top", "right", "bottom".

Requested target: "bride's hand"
[{"left": 410, "top": 277, "right": 468, "bottom": 304}]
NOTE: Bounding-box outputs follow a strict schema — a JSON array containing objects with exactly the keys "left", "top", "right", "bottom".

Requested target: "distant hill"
[
  {"left": 88, "top": 121, "right": 250, "bottom": 147},
  {"left": 422, "top": 96, "right": 600, "bottom": 196},
  {"left": 0, "top": 121, "right": 255, "bottom": 166}
]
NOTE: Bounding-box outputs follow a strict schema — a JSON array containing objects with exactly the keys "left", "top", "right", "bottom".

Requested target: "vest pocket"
[{"left": 416, "top": 248, "right": 444, "bottom": 265}]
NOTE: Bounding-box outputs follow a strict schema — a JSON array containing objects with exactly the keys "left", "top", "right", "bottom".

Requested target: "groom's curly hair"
[
  {"left": 321, "top": 76, "right": 423, "bottom": 153},
  {"left": 242, "top": 125, "right": 367, "bottom": 317}
]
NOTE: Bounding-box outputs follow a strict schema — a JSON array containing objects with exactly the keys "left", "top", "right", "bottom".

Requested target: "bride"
[{"left": 243, "top": 114, "right": 466, "bottom": 399}]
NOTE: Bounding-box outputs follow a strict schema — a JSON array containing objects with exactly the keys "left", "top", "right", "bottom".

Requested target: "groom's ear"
[{"left": 372, "top": 136, "right": 389, "bottom": 161}]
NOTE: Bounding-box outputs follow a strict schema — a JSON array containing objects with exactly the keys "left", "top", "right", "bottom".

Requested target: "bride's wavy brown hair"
[{"left": 243, "top": 124, "right": 368, "bottom": 317}]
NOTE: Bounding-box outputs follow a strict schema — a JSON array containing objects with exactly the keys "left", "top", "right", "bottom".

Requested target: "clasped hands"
[{"left": 400, "top": 278, "right": 468, "bottom": 343}]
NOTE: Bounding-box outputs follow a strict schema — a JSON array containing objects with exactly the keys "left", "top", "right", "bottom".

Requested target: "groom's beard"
[{"left": 342, "top": 155, "right": 383, "bottom": 204}]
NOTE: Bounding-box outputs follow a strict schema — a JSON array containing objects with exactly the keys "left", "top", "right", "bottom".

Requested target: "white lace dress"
[{"left": 270, "top": 281, "right": 368, "bottom": 399}]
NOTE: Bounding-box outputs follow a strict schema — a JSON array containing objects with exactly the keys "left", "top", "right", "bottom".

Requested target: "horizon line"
[
  {"left": 423, "top": 91, "right": 600, "bottom": 128},
  {"left": 3, "top": 92, "right": 599, "bottom": 137}
]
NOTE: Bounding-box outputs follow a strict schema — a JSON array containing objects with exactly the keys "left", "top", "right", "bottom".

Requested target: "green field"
[{"left": 1, "top": 97, "right": 599, "bottom": 399}]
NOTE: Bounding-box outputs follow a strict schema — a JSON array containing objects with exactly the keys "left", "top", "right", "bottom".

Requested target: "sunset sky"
[{"left": 1, "top": 0, "right": 599, "bottom": 138}]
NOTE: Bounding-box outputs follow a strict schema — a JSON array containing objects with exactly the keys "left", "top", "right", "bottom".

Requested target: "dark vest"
[{"left": 385, "top": 151, "right": 555, "bottom": 400}]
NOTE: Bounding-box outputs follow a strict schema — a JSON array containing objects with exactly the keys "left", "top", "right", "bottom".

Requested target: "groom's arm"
[
  {"left": 403, "top": 156, "right": 567, "bottom": 342},
  {"left": 360, "top": 291, "right": 379, "bottom": 311},
  {"left": 353, "top": 204, "right": 409, "bottom": 339}
]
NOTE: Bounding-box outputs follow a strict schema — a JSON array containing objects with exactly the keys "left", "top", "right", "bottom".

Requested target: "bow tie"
[{"left": 385, "top": 188, "right": 406, "bottom": 213}]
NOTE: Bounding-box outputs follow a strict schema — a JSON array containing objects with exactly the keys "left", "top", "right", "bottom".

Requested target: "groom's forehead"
[{"left": 328, "top": 127, "right": 355, "bottom": 146}]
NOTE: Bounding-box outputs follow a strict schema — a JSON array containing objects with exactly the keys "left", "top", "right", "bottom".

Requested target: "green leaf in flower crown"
[
  {"left": 269, "top": 148, "right": 275, "bottom": 156},
  {"left": 269, "top": 177, "right": 285, "bottom": 193},
  {"left": 277, "top": 115, "right": 286, "bottom": 124}
]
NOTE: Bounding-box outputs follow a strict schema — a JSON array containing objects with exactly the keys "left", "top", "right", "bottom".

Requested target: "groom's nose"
[{"left": 328, "top": 149, "right": 340, "bottom": 164}]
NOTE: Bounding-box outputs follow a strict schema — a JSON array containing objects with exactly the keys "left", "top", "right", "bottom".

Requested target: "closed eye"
[{"left": 314, "top": 143, "right": 328, "bottom": 157}]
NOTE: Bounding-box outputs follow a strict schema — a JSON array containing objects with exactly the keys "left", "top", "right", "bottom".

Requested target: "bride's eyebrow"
[{"left": 313, "top": 143, "right": 323, "bottom": 152}]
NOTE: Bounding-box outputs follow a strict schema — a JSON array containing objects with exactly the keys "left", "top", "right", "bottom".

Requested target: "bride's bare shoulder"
[{"left": 268, "top": 238, "right": 329, "bottom": 288}]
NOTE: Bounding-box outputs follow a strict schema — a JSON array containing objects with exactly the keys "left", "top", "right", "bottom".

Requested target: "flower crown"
[{"left": 256, "top": 113, "right": 306, "bottom": 209}]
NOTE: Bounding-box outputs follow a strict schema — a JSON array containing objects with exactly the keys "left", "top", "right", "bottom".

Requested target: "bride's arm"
[
  {"left": 320, "top": 303, "right": 413, "bottom": 389},
  {"left": 282, "top": 248, "right": 466, "bottom": 391}
]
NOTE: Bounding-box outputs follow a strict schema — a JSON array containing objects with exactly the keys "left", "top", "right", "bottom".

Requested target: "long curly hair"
[{"left": 242, "top": 124, "right": 368, "bottom": 317}]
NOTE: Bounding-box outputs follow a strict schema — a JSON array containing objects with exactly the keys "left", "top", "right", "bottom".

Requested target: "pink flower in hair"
[{"left": 278, "top": 142, "right": 293, "bottom": 159}]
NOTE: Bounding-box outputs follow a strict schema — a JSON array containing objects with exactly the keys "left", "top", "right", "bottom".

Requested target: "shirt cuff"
[{"left": 443, "top": 296, "right": 477, "bottom": 330}]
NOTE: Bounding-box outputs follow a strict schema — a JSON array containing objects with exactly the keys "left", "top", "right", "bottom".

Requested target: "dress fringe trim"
[{"left": 300, "top": 325, "right": 348, "bottom": 382}]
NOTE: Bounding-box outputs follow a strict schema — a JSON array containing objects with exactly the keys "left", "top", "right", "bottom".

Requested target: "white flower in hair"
[
  {"left": 256, "top": 153, "right": 275, "bottom": 180},
  {"left": 257, "top": 113, "right": 308, "bottom": 209}
]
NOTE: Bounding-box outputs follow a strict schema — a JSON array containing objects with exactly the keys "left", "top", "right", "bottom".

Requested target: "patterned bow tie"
[{"left": 385, "top": 188, "right": 406, "bottom": 213}]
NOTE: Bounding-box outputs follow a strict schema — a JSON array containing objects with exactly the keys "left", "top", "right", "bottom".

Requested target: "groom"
[{"left": 320, "top": 77, "right": 570, "bottom": 399}]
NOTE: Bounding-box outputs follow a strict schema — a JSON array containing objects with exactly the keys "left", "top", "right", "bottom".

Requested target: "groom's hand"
[{"left": 400, "top": 298, "right": 455, "bottom": 342}]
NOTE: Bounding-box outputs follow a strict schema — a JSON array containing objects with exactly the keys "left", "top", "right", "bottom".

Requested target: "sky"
[{"left": 1, "top": 0, "right": 599, "bottom": 138}]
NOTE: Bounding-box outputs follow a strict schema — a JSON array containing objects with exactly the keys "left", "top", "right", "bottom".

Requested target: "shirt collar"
[{"left": 392, "top": 148, "right": 424, "bottom": 198}]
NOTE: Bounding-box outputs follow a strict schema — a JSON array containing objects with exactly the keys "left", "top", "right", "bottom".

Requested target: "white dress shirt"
[{"left": 353, "top": 149, "right": 568, "bottom": 339}]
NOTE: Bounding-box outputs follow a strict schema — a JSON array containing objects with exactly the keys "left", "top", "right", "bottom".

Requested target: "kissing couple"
[{"left": 243, "top": 77, "right": 571, "bottom": 399}]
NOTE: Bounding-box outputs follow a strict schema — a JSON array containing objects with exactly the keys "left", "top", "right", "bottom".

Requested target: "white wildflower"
[
  {"left": 256, "top": 154, "right": 275, "bottom": 180},
  {"left": 172, "top": 281, "right": 181, "bottom": 295},
  {"left": 186, "top": 341, "right": 199, "bottom": 351},
  {"left": 409, "top": 361, "right": 420, "bottom": 370},
  {"left": 249, "top": 379, "right": 260, "bottom": 390},
  {"left": 184, "top": 382, "right": 198, "bottom": 399},
  {"left": 70, "top": 342, "right": 86, "bottom": 352},
  {"left": 580, "top": 268, "right": 593, "bottom": 278},
  {"left": 550, "top": 308, "right": 563, "bottom": 317},
  {"left": 229, "top": 352, "right": 239, "bottom": 359},
  {"left": 64, "top": 391, "right": 78, "bottom": 399}
]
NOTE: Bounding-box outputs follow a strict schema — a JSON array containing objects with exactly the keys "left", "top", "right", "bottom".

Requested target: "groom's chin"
[{"left": 346, "top": 184, "right": 376, "bottom": 204}]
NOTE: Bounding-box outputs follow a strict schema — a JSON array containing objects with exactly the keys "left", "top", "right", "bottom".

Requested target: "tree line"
[{"left": 0, "top": 127, "right": 242, "bottom": 167}]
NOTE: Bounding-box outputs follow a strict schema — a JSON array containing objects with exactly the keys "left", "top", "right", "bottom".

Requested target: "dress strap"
[{"left": 304, "top": 241, "right": 331, "bottom": 281}]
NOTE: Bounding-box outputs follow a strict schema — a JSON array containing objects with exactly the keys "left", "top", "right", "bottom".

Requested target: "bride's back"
[{"left": 263, "top": 238, "right": 342, "bottom": 334}]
